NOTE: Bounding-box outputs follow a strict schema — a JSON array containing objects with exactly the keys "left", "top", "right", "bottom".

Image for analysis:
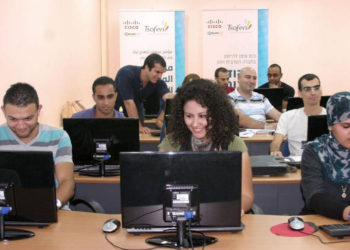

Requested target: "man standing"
[
  {"left": 259, "top": 64, "right": 295, "bottom": 110},
  {"left": 114, "top": 53, "right": 173, "bottom": 134},
  {"left": 270, "top": 74, "right": 326, "bottom": 157},
  {"left": 229, "top": 67, "right": 281, "bottom": 129},
  {"left": 72, "top": 76, "right": 124, "bottom": 118},
  {"left": 215, "top": 67, "right": 234, "bottom": 94},
  {"left": 0, "top": 83, "right": 74, "bottom": 209}
]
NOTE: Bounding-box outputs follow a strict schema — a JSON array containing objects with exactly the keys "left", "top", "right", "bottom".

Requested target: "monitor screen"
[
  {"left": 0, "top": 151, "right": 57, "bottom": 223},
  {"left": 254, "top": 88, "right": 283, "bottom": 112},
  {"left": 120, "top": 151, "right": 243, "bottom": 233},
  {"left": 143, "top": 92, "right": 161, "bottom": 118},
  {"left": 63, "top": 118, "right": 140, "bottom": 167},
  {"left": 165, "top": 98, "right": 174, "bottom": 116},
  {"left": 287, "top": 96, "right": 330, "bottom": 111},
  {"left": 307, "top": 115, "right": 329, "bottom": 141}
]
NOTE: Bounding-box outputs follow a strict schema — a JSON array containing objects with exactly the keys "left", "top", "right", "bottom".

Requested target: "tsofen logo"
[
  {"left": 145, "top": 21, "right": 169, "bottom": 33},
  {"left": 206, "top": 19, "right": 224, "bottom": 35},
  {"left": 228, "top": 19, "right": 253, "bottom": 32},
  {"left": 123, "top": 20, "right": 140, "bottom": 30}
]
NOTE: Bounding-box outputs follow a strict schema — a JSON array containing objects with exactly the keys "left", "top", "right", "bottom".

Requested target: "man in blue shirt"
[
  {"left": 114, "top": 53, "right": 172, "bottom": 134},
  {"left": 73, "top": 76, "right": 124, "bottom": 118}
]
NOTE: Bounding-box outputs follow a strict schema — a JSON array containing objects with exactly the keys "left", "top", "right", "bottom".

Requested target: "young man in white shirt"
[{"left": 270, "top": 73, "right": 326, "bottom": 156}]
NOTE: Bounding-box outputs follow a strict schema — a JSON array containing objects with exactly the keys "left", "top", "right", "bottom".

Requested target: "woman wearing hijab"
[
  {"left": 158, "top": 79, "right": 254, "bottom": 213},
  {"left": 301, "top": 91, "right": 350, "bottom": 220}
]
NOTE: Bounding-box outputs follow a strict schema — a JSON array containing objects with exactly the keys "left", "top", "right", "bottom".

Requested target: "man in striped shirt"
[
  {"left": 0, "top": 83, "right": 74, "bottom": 209},
  {"left": 229, "top": 67, "right": 281, "bottom": 129}
]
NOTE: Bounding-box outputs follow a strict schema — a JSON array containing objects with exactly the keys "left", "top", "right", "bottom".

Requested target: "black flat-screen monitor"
[
  {"left": 0, "top": 151, "right": 57, "bottom": 240},
  {"left": 254, "top": 88, "right": 283, "bottom": 112},
  {"left": 165, "top": 98, "right": 174, "bottom": 116},
  {"left": 63, "top": 118, "right": 140, "bottom": 176},
  {"left": 287, "top": 96, "right": 330, "bottom": 111},
  {"left": 144, "top": 92, "right": 161, "bottom": 118},
  {"left": 120, "top": 151, "right": 243, "bottom": 233},
  {"left": 307, "top": 115, "right": 329, "bottom": 141}
]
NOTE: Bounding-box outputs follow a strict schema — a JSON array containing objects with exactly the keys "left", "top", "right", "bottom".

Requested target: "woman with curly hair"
[{"left": 158, "top": 79, "right": 254, "bottom": 213}]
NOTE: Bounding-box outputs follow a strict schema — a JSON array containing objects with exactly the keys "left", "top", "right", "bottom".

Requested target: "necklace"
[{"left": 341, "top": 185, "right": 347, "bottom": 199}]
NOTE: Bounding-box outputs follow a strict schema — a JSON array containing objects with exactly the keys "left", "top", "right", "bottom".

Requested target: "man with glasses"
[
  {"left": 258, "top": 64, "right": 295, "bottom": 110},
  {"left": 270, "top": 73, "right": 326, "bottom": 157}
]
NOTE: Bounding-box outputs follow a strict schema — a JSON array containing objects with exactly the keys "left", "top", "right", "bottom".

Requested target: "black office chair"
[
  {"left": 247, "top": 204, "right": 264, "bottom": 214},
  {"left": 69, "top": 197, "right": 105, "bottom": 213},
  {"left": 69, "top": 185, "right": 105, "bottom": 213}
]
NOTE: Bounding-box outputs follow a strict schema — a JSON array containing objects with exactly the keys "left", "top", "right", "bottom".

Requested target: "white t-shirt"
[{"left": 275, "top": 107, "right": 326, "bottom": 156}]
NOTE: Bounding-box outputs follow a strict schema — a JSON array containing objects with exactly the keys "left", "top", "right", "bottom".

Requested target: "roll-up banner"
[
  {"left": 120, "top": 10, "right": 185, "bottom": 93},
  {"left": 202, "top": 9, "right": 268, "bottom": 88}
]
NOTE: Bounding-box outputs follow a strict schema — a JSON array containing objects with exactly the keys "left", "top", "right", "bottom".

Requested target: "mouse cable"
[
  {"left": 105, "top": 233, "right": 161, "bottom": 250},
  {"left": 300, "top": 230, "right": 350, "bottom": 244}
]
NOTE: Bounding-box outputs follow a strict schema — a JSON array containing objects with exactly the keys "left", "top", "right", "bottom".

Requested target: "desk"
[
  {"left": 4, "top": 211, "right": 350, "bottom": 250},
  {"left": 139, "top": 132, "right": 274, "bottom": 153},
  {"left": 74, "top": 171, "right": 303, "bottom": 215},
  {"left": 74, "top": 170, "right": 301, "bottom": 185},
  {"left": 139, "top": 133, "right": 160, "bottom": 151}
]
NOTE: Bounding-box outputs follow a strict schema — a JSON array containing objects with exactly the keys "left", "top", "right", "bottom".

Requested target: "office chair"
[
  {"left": 247, "top": 204, "right": 264, "bottom": 214},
  {"left": 70, "top": 197, "right": 105, "bottom": 213}
]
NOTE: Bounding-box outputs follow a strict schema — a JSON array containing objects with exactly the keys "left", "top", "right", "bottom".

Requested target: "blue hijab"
[{"left": 308, "top": 92, "right": 350, "bottom": 185}]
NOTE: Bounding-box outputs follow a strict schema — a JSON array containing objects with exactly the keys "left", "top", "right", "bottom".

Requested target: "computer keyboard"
[
  {"left": 319, "top": 224, "right": 350, "bottom": 237},
  {"left": 74, "top": 164, "right": 120, "bottom": 172}
]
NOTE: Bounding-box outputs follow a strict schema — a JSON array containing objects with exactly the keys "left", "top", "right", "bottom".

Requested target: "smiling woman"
[{"left": 158, "top": 79, "right": 254, "bottom": 212}]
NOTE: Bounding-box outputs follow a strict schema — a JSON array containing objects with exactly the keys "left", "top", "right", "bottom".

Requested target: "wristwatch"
[{"left": 56, "top": 199, "right": 62, "bottom": 209}]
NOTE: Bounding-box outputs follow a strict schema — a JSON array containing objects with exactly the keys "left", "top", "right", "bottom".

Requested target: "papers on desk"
[{"left": 239, "top": 129, "right": 275, "bottom": 138}]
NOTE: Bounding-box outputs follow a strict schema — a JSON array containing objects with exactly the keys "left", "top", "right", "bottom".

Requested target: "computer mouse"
[
  {"left": 102, "top": 218, "right": 120, "bottom": 233},
  {"left": 288, "top": 216, "right": 305, "bottom": 231}
]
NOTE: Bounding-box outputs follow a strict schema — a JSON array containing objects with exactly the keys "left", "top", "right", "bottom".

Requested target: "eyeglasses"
[{"left": 302, "top": 84, "right": 320, "bottom": 92}]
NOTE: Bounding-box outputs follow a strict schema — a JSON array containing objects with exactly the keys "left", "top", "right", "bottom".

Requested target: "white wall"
[
  {"left": 1, "top": 0, "right": 349, "bottom": 127},
  {"left": 0, "top": 0, "right": 101, "bottom": 126}
]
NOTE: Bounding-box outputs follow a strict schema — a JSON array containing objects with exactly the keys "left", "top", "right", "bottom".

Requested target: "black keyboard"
[
  {"left": 319, "top": 224, "right": 350, "bottom": 237},
  {"left": 74, "top": 164, "right": 120, "bottom": 172}
]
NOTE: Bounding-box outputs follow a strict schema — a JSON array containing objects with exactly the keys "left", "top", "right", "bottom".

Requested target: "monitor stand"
[
  {"left": 146, "top": 218, "right": 217, "bottom": 248},
  {"left": 0, "top": 209, "right": 35, "bottom": 241},
  {"left": 79, "top": 160, "right": 119, "bottom": 177}
]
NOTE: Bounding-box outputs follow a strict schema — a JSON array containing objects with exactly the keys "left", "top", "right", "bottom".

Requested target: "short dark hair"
[
  {"left": 142, "top": 53, "right": 166, "bottom": 70},
  {"left": 298, "top": 73, "right": 321, "bottom": 91},
  {"left": 92, "top": 76, "right": 116, "bottom": 94},
  {"left": 3, "top": 82, "right": 39, "bottom": 108},
  {"left": 268, "top": 64, "right": 282, "bottom": 74},
  {"left": 214, "top": 67, "right": 228, "bottom": 78}
]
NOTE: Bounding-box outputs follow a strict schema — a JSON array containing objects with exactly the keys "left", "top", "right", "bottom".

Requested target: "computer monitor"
[
  {"left": 120, "top": 151, "right": 243, "bottom": 248},
  {"left": 0, "top": 151, "right": 57, "bottom": 240},
  {"left": 63, "top": 118, "right": 140, "bottom": 177},
  {"left": 143, "top": 92, "right": 161, "bottom": 119},
  {"left": 307, "top": 115, "right": 329, "bottom": 141},
  {"left": 254, "top": 88, "right": 283, "bottom": 112},
  {"left": 165, "top": 98, "right": 174, "bottom": 116},
  {"left": 287, "top": 96, "right": 330, "bottom": 111}
]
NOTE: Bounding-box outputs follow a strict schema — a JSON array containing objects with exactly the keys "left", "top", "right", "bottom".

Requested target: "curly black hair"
[{"left": 167, "top": 78, "right": 239, "bottom": 150}]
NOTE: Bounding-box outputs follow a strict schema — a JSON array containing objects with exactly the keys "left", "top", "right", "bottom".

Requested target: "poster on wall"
[
  {"left": 119, "top": 10, "right": 185, "bottom": 93},
  {"left": 202, "top": 9, "right": 268, "bottom": 88}
]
